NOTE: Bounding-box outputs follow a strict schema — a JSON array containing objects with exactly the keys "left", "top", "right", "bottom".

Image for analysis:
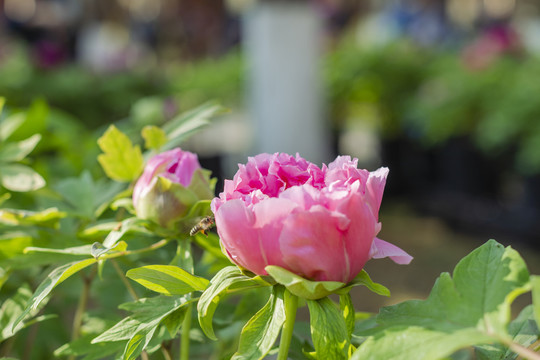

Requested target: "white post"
[{"left": 243, "top": 0, "right": 331, "bottom": 165}]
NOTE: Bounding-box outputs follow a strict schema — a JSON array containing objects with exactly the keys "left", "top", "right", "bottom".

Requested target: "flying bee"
[{"left": 190, "top": 216, "right": 215, "bottom": 236}]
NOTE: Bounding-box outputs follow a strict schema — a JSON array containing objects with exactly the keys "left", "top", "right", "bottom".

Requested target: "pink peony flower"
[
  {"left": 133, "top": 148, "right": 214, "bottom": 228},
  {"left": 211, "top": 153, "right": 412, "bottom": 283}
]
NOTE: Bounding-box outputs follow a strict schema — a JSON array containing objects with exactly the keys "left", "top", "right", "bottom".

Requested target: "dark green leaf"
[
  {"left": 232, "top": 286, "right": 286, "bottom": 360},
  {"left": 198, "top": 266, "right": 269, "bottom": 340},
  {"left": 97, "top": 125, "right": 144, "bottom": 182},
  {"left": 307, "top": 297, "right": 350, "bottom": 360},
  {"left": 126, "top": 265, "right": 209, "bottom": 296},
  {"left": 0, "top": 113, "right": 25, "bottom": 141},
  {"left": 0, "top": 163, "right": 45, "bottom": 191},
  {"left": 532, "top": 276, "right": 540, "bottom": 330}
]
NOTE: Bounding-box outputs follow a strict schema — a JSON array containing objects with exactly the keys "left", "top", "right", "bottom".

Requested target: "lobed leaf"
[
  {"left": 232, "top": 286, "right": 286, "bottom": 360},
  {"left": 141, "top": 125, "right": 167, "bottom": 150},
  {"left": 97, "top": 125, "right": 144, "bottom": 182},
  {"left": 126, "top": 265, "right": 209, "bottom": 296}
]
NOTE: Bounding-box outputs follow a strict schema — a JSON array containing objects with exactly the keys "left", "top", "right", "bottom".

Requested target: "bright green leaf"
[
  {"left": 97, "top": 125, "right": 144, "bottom": 182},
  {"left": 353, "top": 240, "right": 530, "bottom": 360},
  {"left": 141, "top": 125, "right": 167, "bottom": 150},
  {"left": 337, "top": 270, "right": 390, "bottom": 297},
  {"left": 126, "top": 265, "right": 209, "bottom": 296},
  {"left": 475, "top": 305, "right": 539, "bottom": 360},
  {"left": 0, "top": 134, "right": 41, "bottom": 162},
  {"left": 13, "top": 258, "right": 96, "bottom": 330},
  {"left": 307, "top": 297, "right": 350, "bottom": 360},
  {"left": 0, "top": 163, "right": 45, "bottom": 191},
  {"left": 265, "top": 265, "right": 345, "bottom": 300},
  {"left": 102, "top": 217, "right": 151, "bottom": 248},
  {"left": 352, "top": 326, "right": 494, "bottom": 360},
  {"left": 24, "top": 244, "right": 93, "bottom": 256},
  {"left": 340, "top": 293, "right": 355, "bottom": 340},
  {"left": 232, "top": 286, "right": 286, "bottom": 360},
  {"left": 198, "top": 266, "right": 269, "bottom": 340},
  {"left": 532, "top": 275, "right": 540, "bottom": 329},
  {"left": 0, "top": 207, "right": 66, "bottom": 228},
  {"left": 0, "top": 113, "right": 25, "bottom": 141}
]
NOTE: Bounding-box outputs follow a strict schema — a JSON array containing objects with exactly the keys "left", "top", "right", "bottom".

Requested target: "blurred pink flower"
[
  {"left": 133, "top": 148, "right": 214, "bottom": 228},
  {"left": 212, "top": 153, "right": 412, "bottom": 283}
]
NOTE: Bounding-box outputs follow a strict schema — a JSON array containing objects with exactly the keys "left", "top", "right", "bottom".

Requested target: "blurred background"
[{"left": 2, "top": 0, "right": 540, "bottom": 310}]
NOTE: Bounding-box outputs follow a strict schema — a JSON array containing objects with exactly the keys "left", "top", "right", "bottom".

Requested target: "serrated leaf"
[
  {"left": 126, "top": 265, "right": 209, "bottom": 296},
  {"left": 13, "top": 258, "right": 97, "bottom": 330},
  {"left": 475, "top": 305, "right": 539, "bottom": 360},
  {"left": 532, "top": 276, "right": 540, "bottom": 329},
  {"left": 162, "top": 102, "right": 227, "bottom": 149},
  {"left": 0, "top": 207, "right": 66, "bottom": 228},
  {"left": 0, "top": 133, "right": 41, "bottom": 162},
  {"left": 198, "top": 266, "right": 269, "bottom": 340},
  {"left": 232, "top": 286, "right": 286, "bottom": 360},
  {"left": 353, "top": 240, "right": 531, "bottom": 360},
  {"left": 307, "top": 297, "right": 350, "bottom": 360},
  {"left": 0, "top": 163, "right": 45, "bottom": 191},
  {"left": 141, "top": 125, "right": 167, "bottom": 150},
  {"left": 97, "top": 125, "right": 143, "bottom": 182},
  {"left": 265, "top": 265, "right": 345, "bottom": 300}
]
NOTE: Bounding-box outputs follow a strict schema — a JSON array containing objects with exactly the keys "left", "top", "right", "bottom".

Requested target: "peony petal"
[
  {"left": 280, "top": 206, "right": 351, "bottom": 282},
  {"left": 369, "top": 237, "right": 413, "bottom": 264},
  {"left": 365, "top": 167, "right": 389, "bottom": 218},
  {"left": 214, "top": 199, "right": 266, "bottom": 274}
]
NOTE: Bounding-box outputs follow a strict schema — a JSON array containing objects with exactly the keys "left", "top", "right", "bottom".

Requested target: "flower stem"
[
  {"left": 68, "top": 268, "right": 96, "bottom": 360},
  {"left": 180, "top": 303, "right": 193, "bottom": 360},
  {"left": 277, "top": 289, "right": 298, "bottom": 360},
  {"left": 503, "top": 339, "right": 540, "bottom": 360},
  {"left": 111, "top": 259, "right": 139, "bottom": 300}
]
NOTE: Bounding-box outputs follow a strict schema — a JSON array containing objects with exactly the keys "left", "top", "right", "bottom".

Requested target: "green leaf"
[
  {"left": 532, "top": 275, "right": 540, "bottom": 329},
  {"left": 0, "top": 207, "right": 66, "bottom": 228},
  {"left": 141, "top": 125, "right": 167, "bottom": 150},
  {"left": 0, "top": 134, "right": 41, "bottom": 162},
  {"left": 0, "top": 192, "right": 10, "bottom": 206},
  {"left": 265, "top": 265, "right": 345, "bottom": 300},
  {"left": 353, "top": 326, "right": 494, "bottom": 360},
  {"left": 54, "top": 171, "right": 97, "bottom": 219},
  {"left": 102, "top": 217, "right": 151, "bottom": 249},
  {"left": 0, "top": 163, "right": 45, "bottom": 191},
  {"left": 97, "top": 125, "right": 144, "bottom": 182},
  {"left": 162, "top": 307, "right": 187, "bottom": 337},
  {"left": 307, "top": 297, "right": 350, "bottom": 360},
  {"left": 169, "top": 238, "right": 194, "bottom": 273},
  {"left": 92, "top": 295, "right": 192, "bottom": 359},
  {"left": 475, "top": 305, "right": 539, "bottom": 360},
  {"left": 232, "top": 286, "right": 286, "bottom": 360},
  {"left": 162, "top": 102, "right": 227, "bottom": 149},
  {"left": 24, "top": 244, "right": 93, "bottom": 256},
  {"left": 0, "top": 285, "right": 53, "bottom": 341},
  {"left": 340, "top": 293, "right": 355, "bottom": 340},
  {"left": 9, "top": 98, "right": 48, "bottom": 140},
  {"left": 353, "top": 240, "right": 531, "bottom": 360},
  {"left": 126, "top": 265, "right": 209, "bottom": 296},
  {"left": 54, "top": 333, "right": 124, "bottom": 360},
  {"left": 337, "top": 270, "right": 390, "bottom": 297},
  {"left": 13, "top": 258, "right": 97, "bottom": 330},
  {"left": 0, "top": 113, "right": 25, "bottom": 141},
  {"left": 198, "top": 266, "right": 269, "bottom": 340}
]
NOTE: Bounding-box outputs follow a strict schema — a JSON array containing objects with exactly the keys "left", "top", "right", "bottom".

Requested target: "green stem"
[
  {"left": 111, "top": 259, "right": 139, "bottom": 300},
  {"left": 503, "top": 339, "right": 540, "bottom": 360},
  {"left": 102, "top": 239, "right": 170, "bottom": 261},
  {"left": 277, "top": 289, "right": 298, "bottom": 360},
  {"left": 68, "top": 269, "right": 95, "bottom": 360},
  {"left": 180, "top": 303, "right": 193, "bottom": 360}
]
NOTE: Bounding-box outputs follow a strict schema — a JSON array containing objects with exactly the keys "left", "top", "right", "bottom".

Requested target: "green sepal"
[
  {"left": 265, "top": 265, "right": 345, "bottom": 300},
  {"left": 336, "top": 270, "right": 390, "bottom": 297}
]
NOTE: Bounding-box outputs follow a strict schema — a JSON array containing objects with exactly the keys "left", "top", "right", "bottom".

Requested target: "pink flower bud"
[
  {"left": 133, "top": 148, "right": 214, "bottom": 228},
  {"left": 212, "top": 153, "right": 412, "bottom": 283}
]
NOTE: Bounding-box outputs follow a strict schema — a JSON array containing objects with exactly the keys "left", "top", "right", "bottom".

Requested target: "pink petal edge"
[{"left": 369, "top": 237, "right": 413, "bottom": 264}]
